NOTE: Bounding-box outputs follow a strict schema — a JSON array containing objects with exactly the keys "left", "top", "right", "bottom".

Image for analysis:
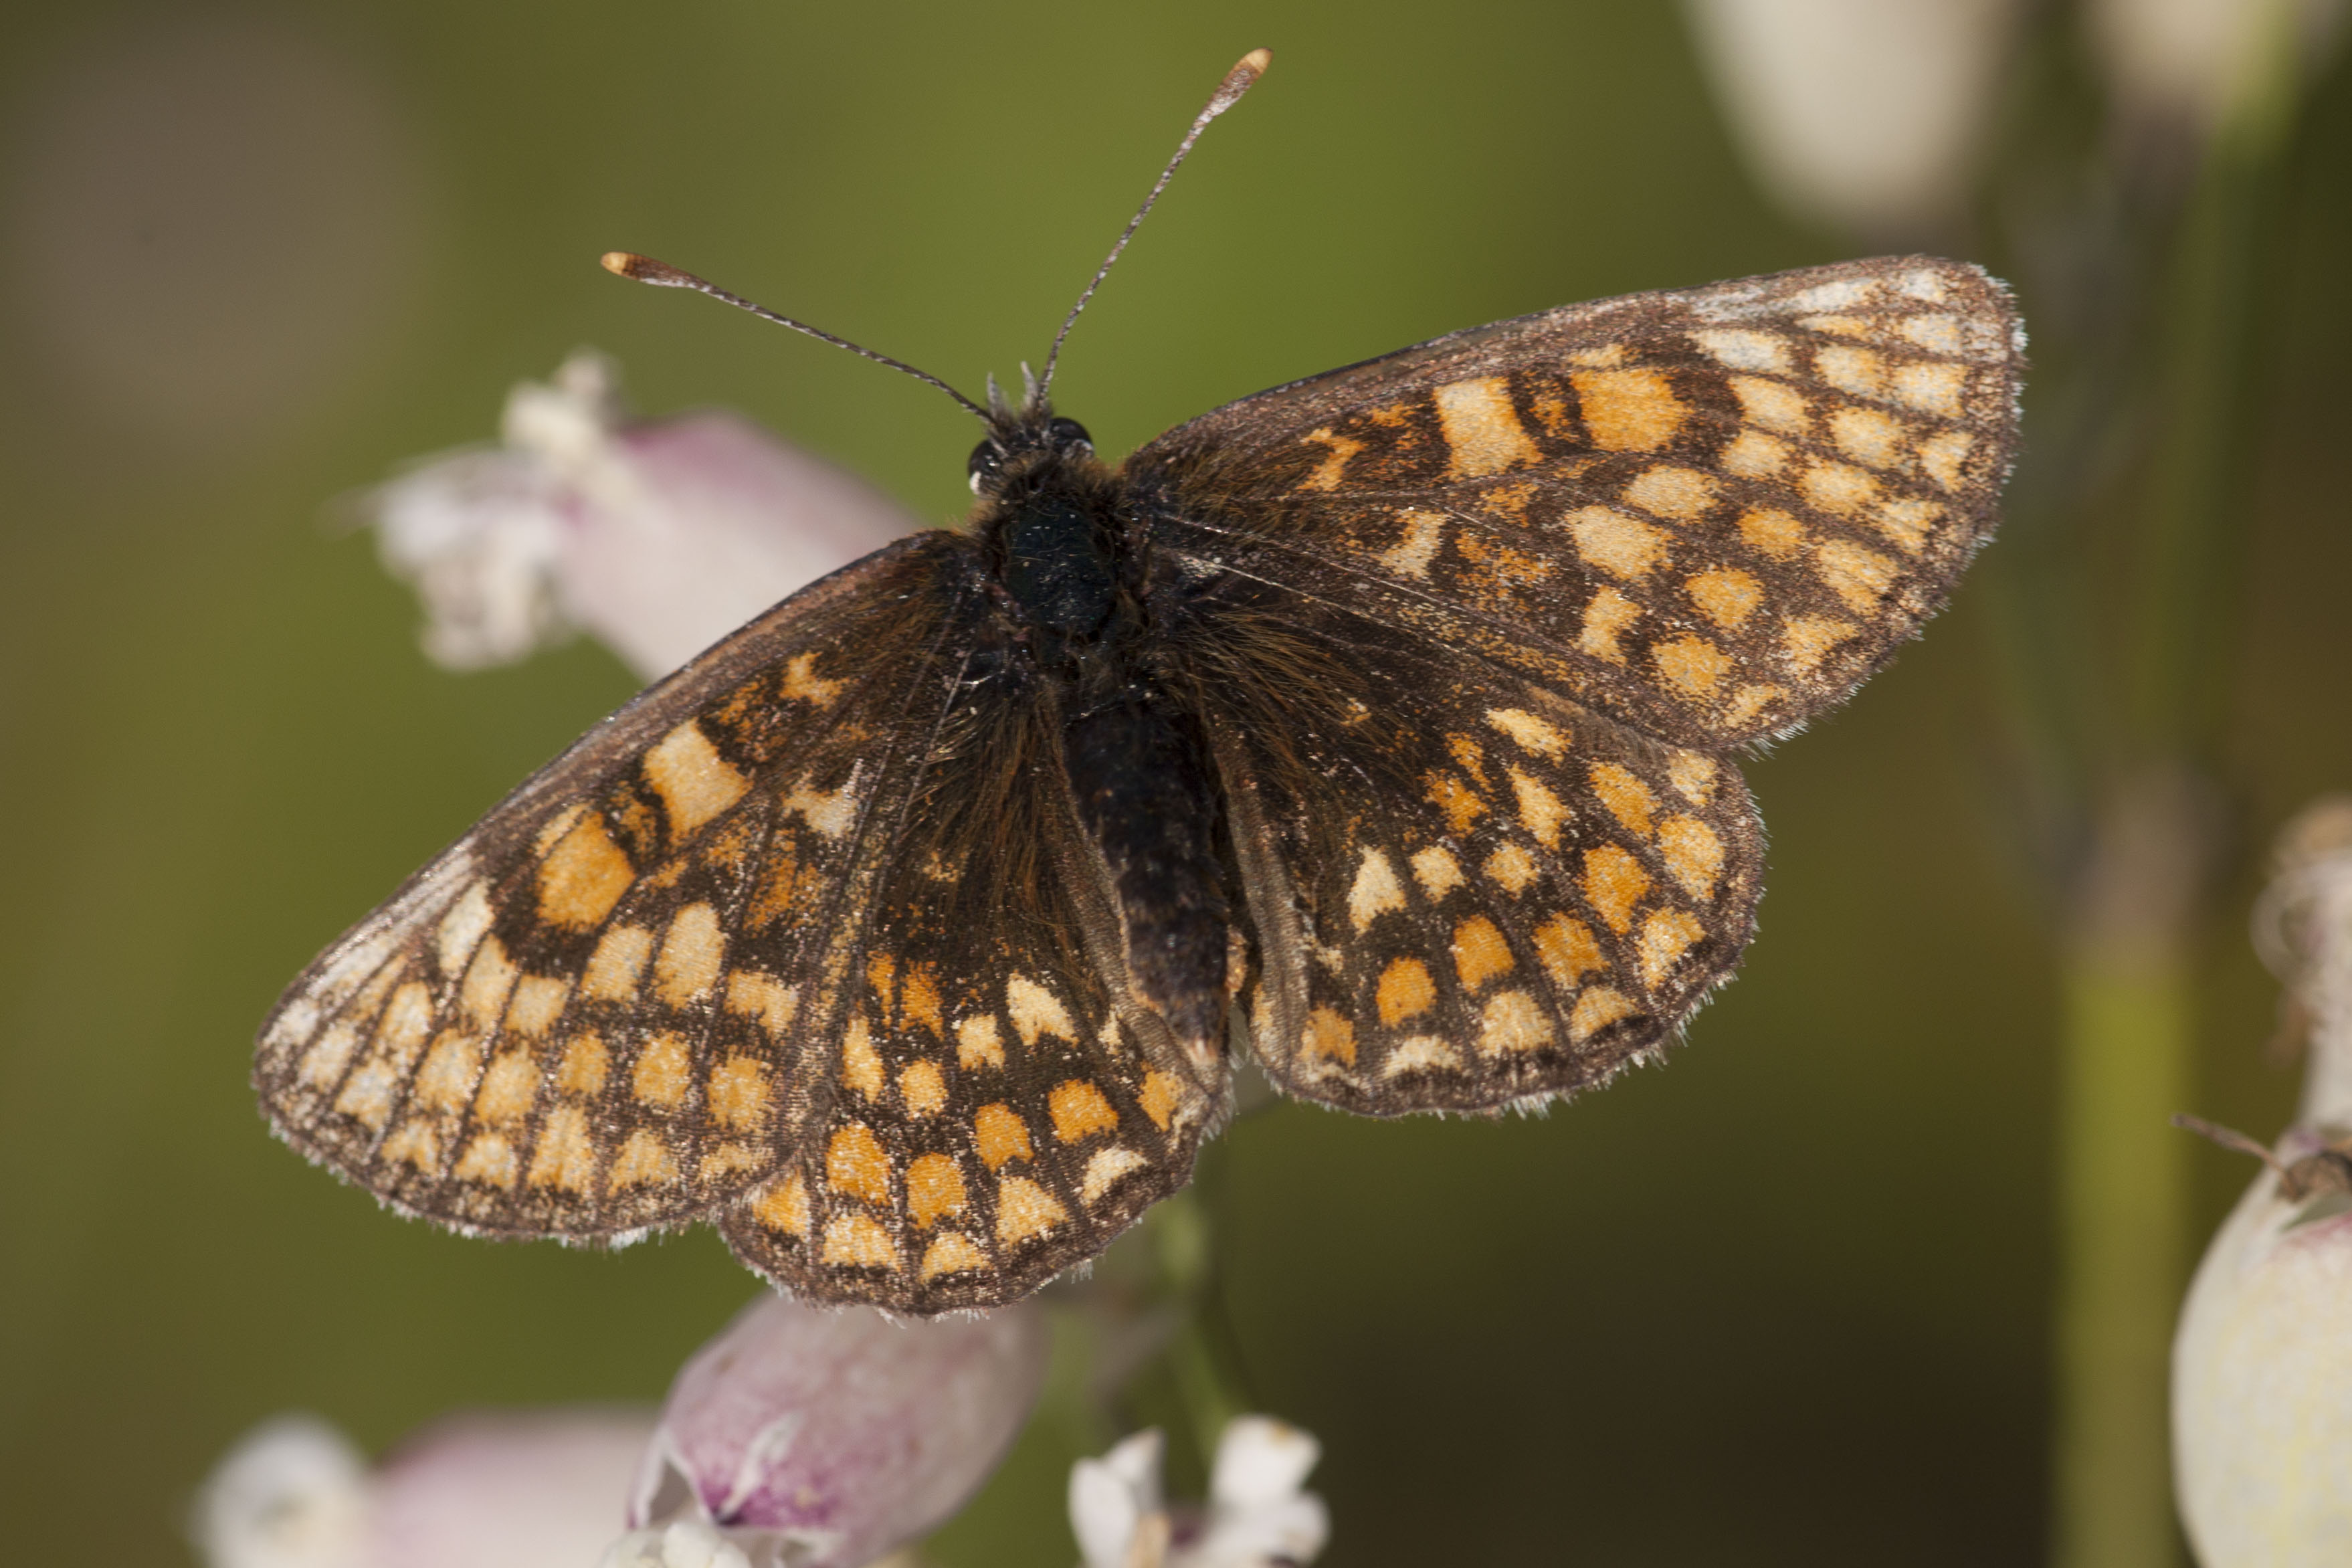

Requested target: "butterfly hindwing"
[
  {"left": 255, "top": 534, "right": 975, "bottom": 1238},
  {"left": 1131, "top": 256, "right": 2022, "bottom": 750}
]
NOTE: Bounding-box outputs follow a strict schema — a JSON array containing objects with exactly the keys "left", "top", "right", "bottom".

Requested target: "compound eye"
[
  {"left": 966, "top": 439, "right": 1002, "bottom": 495},
  {"left": 1049, "top": 417, "right": 1093, "bottom": 453}
]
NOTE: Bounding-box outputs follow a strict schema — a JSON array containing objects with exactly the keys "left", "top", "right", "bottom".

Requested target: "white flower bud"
[
  {"left": 1680, "top": 0, "right": 2026, "bottom": 236},
  {"left": 1068, "top": 1416, "right": 1329, "bottom": 1568},
  {"left": 2086, "top": 0, "right": 2348, "bottom": 138}
]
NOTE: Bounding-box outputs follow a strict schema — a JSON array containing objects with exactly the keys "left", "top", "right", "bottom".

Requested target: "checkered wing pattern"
[
  {"left": 255, "top": 535, "right": 977, "bottom": 1240},
  {"left": 718, "top": 690, "right": 1223, "bottom": 1310},
  {"left": 1132, "top": 256, "right": 2023, "bottom": 751}
]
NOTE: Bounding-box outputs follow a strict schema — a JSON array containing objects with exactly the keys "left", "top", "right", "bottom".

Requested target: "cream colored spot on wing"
[
  {"left": 1797, "top": 312, "right": 1876, "bottom": 339},
  {"left": 973, "top": 1103, "right": 1034, "bottom": 1171},
  {"left": 827, "top": 1122, "right": 892, "bottom": 1203},
  {"left": 781, "top": 775, "right": 860, "bottom": 840},
  {"left": 632, "top": 1032, "right": 690, "bottom": 1110},
  {"left": 1667, "top": 752, "right": 1719, "bottom": 805},
  {"left": 580, "top": 924, "right": 654, "bottom": 1003},
  {"left": 700, "top": 1141, "right": 763, "bottom": 1181},
  {"left": 436, "top": 880, "right": 494, "bottom": 979},
  {"left": 906, "top": 1152, "right": 968, "bottom": 1228},
  {"left": 508, "top": 973, "right": 571, "bottom": 1039},
  {"left": 1572, "top": 367, "right": 1685, "bottom": 450},
  {"left": 1005, "top": 973, "right": 1076, "bottom": 1047},
  {"left": 1436, "top": 376, "right": 1543, "bottom": 477},
  {"left": 996, "top": 1175, "right": 1069, "bottom": 1245},
  {"left": 1894, "top": 362, "right": 1967, "bottom": 417},
  {"left": 1082, "top": 1147, "right": 1151, "bottom": 1203},
  {"left": 821, "top": 1215, "right": 898, "bottom": 1270},
  {"left": 956, "top": 1015, "right": 1005, "bottom": 1070},
  {"left": 555, "top": 1032, "right": 608, "bottom": 1095},
  {"left": 1783, "top": 615, "right": 1860, "bottom": 673},
  {"left": 381, "top": 1119, "right": 439, "bottom": 1173},
  {"left": 537, "top": 815, "right": 635, "bottom": 930},
  {"left": 1570, "top": 987, "right": 1638, "bottom": 1041},
  {"left": 1815, "top": 538, "right": 1898, "bottom": 612},
  {"left": 1918, "top": 428, "right": 1973, "bottom": 490},
  {"left": 708, "top": 1055, "right": 772, "bottom": 1131},
  {"left": 1654, "top": 635, "right": 1732, "bottom": 701},
  {"left": 1692, "top": 328, "right": 1789, "bottom": 373},
  {"left": 1484, "top": 842, "right": 1539, "bottom": 895},
  {"left": 1877, "top": 498, "right": 1943, "bottom": 552},
  {"left": 458, "top": 930, "right": 518, "bottom": 1025},
  {"left": 1567, "top": 506, "right": 1668, "bottom": 579},
  {"left": 1787, "top": 275, "right": 1877, "bottom": 312},
  {"left": 1508, "top": 765, "right": 1569, "bottom": 850},
  {"left": 1383, "top": 1036, "right": 1462, "bottom": 1076},
  {"left": 1739, "top": 506, "right": 1805, "bottom": 559},
  {"left": 1723, "top": 684, "right": 1787, "bottom": 729},
  {"left": 1638, "top": 907, "right": 1706, "bottom": 988},
  {"left": 1802, "top": 460, "right": 1881, "bottom": 517},
  {"left": 1688, "top": 567, "right": 1764, "bottom": 631},
  {"left": 1583, "top": 845, "right": 1651, "bottom": 934},
  {"left": 1830, "top": 406, "right": 1908, "bottom": 470},
  {"left": 780, "top": 651, "right": 845, "bottom": 706},
  {"left": 300, "top": 1025, "right": 361, "bottom": 1090},
  {"left": 1377, "top": 957, "right": 1437, "bottom": 1027},
  {"left": 1302, "top": 1006, "right": 1358, "bottom": 1065},
  {"left": 526, "top": 1105, "right": 597, "bottom": 1191},
  {"left": 1297, "top": 427, "right": 1366, "bottom": 491},
  {"left": 1377, "top": 509, "right": 1447, "bottom": 580},
  {"left": 724, "top": 970, "right": 798, "bottom": 1040},
  {"left": 455, "top": 1133, "right": 517, "bottom": 1188},
  {"left": 609, "top": 1129, "right": 680, "bottom": 1189},
  {"left": 1477, "top": 990, "right": 1553, "bottom": 1055},
  {"left": 752, "top": 1171, "right": 810, "bottom": 1236},
  {"left": 1578, "top": 585, "right": 1640, "bottom": 664},
  {"left": 414, "top": 1030, "right": 483, "bottom": 1114},
  {"left": 473, "top": 1050, "right": 537, "bottom": 1126},
  {"left": 1896, "top": 267, "right": 1949, "bottom": 302},
  {"left": 1589, "top": 761, "right": 1658, "bottom": 836},
  {"left": 920, "top": 1231, "right": 989, "bottom": 1281},
  {"left": 644, "top": 722, "right": 749, "bottom": 838},
  {"left": 1533, "top": 913, "right": 1605, "bottom": 987},
  {"left": 1658, "top": 815, "right": 1727, "bottom": 899},
  {"left": 900, "top": 1059, "right": 947, "bottom": 1118},
  {"left": 1049, "top": 1079, "right": 1118, "bottom": 1143},
  {"left": 1348, "top": 849, "right": 1408, "bottom": 933},
  {"left": 1426, "top": 770, "right": 1486, "bottom": 834},
  {"left": 1898, "top": 312, "right": 1962, "bottom": 353},
  {"left": 653, "top": 902, "right": 724, "bottom": 1007},
  {"left": 1721, "top": 429, "right": 1789, "bottom": 479},
  {"left": 840, "top": 1015, "right": 884, "bottom": 1100},
  {"left": 1816, "top": 344, "right": 1886, "bottom": 398},
  {"left": 1410, "top": 846, "right": 1466, "bottom": 899},
  {"left": 1139, "top": 1069, "right": 1182, "bottom": 1131},
  {"left": 1486, "top": 707, "right": 1567, "bottom": 761},
  {"left": 1453, "top": 916, "right": 1515, "bottom": 991},
  {"left": 1623, "top": 466, "right": 1719, "bottom": 522},
  {"left": 1731, "top": 375, "right": 1808, "bottom": 434}
]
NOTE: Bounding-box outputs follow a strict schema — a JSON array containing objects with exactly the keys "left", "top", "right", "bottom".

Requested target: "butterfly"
[{"left": 255, "top": 51, "right": 2024, "bottom": 1314}]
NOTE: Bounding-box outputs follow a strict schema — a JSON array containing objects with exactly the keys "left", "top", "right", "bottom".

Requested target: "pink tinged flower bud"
[
  {"left": 1680, "top": 0, "right": 2026, "bottom": 237},
  {"left": 194, "top": 1408, "right": 658, "bottom": 1568},
  {"left": 1069, "top": 1417, "right": 1329, "bottom": 1568},
  {"left": 369, "top": 351, "right": 922, "bottom": 682},
  {"left": 607, "top": 1292, "right": 1049, "bottom": 1568},
  {"left": 2173, "top": 801, "right": 2352, "bottom": 1563}
]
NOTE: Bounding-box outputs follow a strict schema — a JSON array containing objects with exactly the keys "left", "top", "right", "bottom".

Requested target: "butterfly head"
[{"left": 967, "top": 409, "right": 1096, "bottom": 500}]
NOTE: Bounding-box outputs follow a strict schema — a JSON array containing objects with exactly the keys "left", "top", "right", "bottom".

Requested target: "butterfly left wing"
[{"left": 254, "top": 534, "right": 974, "bottom": 1240}]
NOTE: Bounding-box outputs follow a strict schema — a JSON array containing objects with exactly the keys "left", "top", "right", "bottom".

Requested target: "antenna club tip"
[
  {"left": 601, "top": 250, "right": 690, "bottom": 286},
  {"left": 1207, "top": 47, "right": 1272, "bottom": 113}
]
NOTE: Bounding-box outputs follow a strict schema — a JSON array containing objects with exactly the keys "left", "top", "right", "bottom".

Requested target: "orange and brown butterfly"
[{"left": 254, "top": 49, "right": 2024, "bottom": 1314}]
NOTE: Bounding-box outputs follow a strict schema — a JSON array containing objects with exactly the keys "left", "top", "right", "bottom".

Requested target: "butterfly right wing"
[{"left": 255, "top": 532, "right": 976, "bottom": 1241}]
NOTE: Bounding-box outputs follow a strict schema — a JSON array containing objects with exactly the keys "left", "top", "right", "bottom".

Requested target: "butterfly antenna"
[
  {"left": 2173, "top": 1112, "right": 2287, "bottom": 1174},
  {"left": 601, "top": 251, "right": 990, "bottom": 423},
  {"left": 1036, "top": 47, "right": 1271, "bottom": 404}
]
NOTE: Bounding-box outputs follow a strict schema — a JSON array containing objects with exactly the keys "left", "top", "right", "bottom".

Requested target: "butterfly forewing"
[
  {"left": 256, "top": 534, "right": 975, "bottom": 1236},
  {"left": 1131, "top": 256, "right": 2022, "bottom": 750}
]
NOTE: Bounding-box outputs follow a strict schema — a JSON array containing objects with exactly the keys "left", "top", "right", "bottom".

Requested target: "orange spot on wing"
[
  {"left": 1572, "top": 367, "right": 1686, "bottom": 450},
  {"left": 536, "top": 813, "right": 635, "bottom": 930},
  {"left": 1049, "top": 1079, "right": 1118, "bottom": 1143},
  {"left": 1583, "top": 845, "right": 1652, "bottom": 933},
  {"left": 906, "top": 1152, "right": 968, "bottom": 1228},
  {"left": 1377, "top": 957, "right": 1437, "bottom": 1025},
  {"left": 1452, "top": 916, "right": 1515, "bottom": 991},
  {"left": 826, "top": 1122, "right": 892, "bottom": 1203},
  {"left": 973, "top": 1103, "right": 1034, "bottom": 1170}
]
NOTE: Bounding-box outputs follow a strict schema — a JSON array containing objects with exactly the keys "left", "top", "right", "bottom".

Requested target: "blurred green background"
[{"left": 2, "top": 2, "right": 2347, "bottom": 1563}]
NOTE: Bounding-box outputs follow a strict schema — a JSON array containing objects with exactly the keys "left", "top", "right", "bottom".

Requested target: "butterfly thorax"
[{"left": 968, "top": 406, "right": 1232, "bottom": 1058}]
